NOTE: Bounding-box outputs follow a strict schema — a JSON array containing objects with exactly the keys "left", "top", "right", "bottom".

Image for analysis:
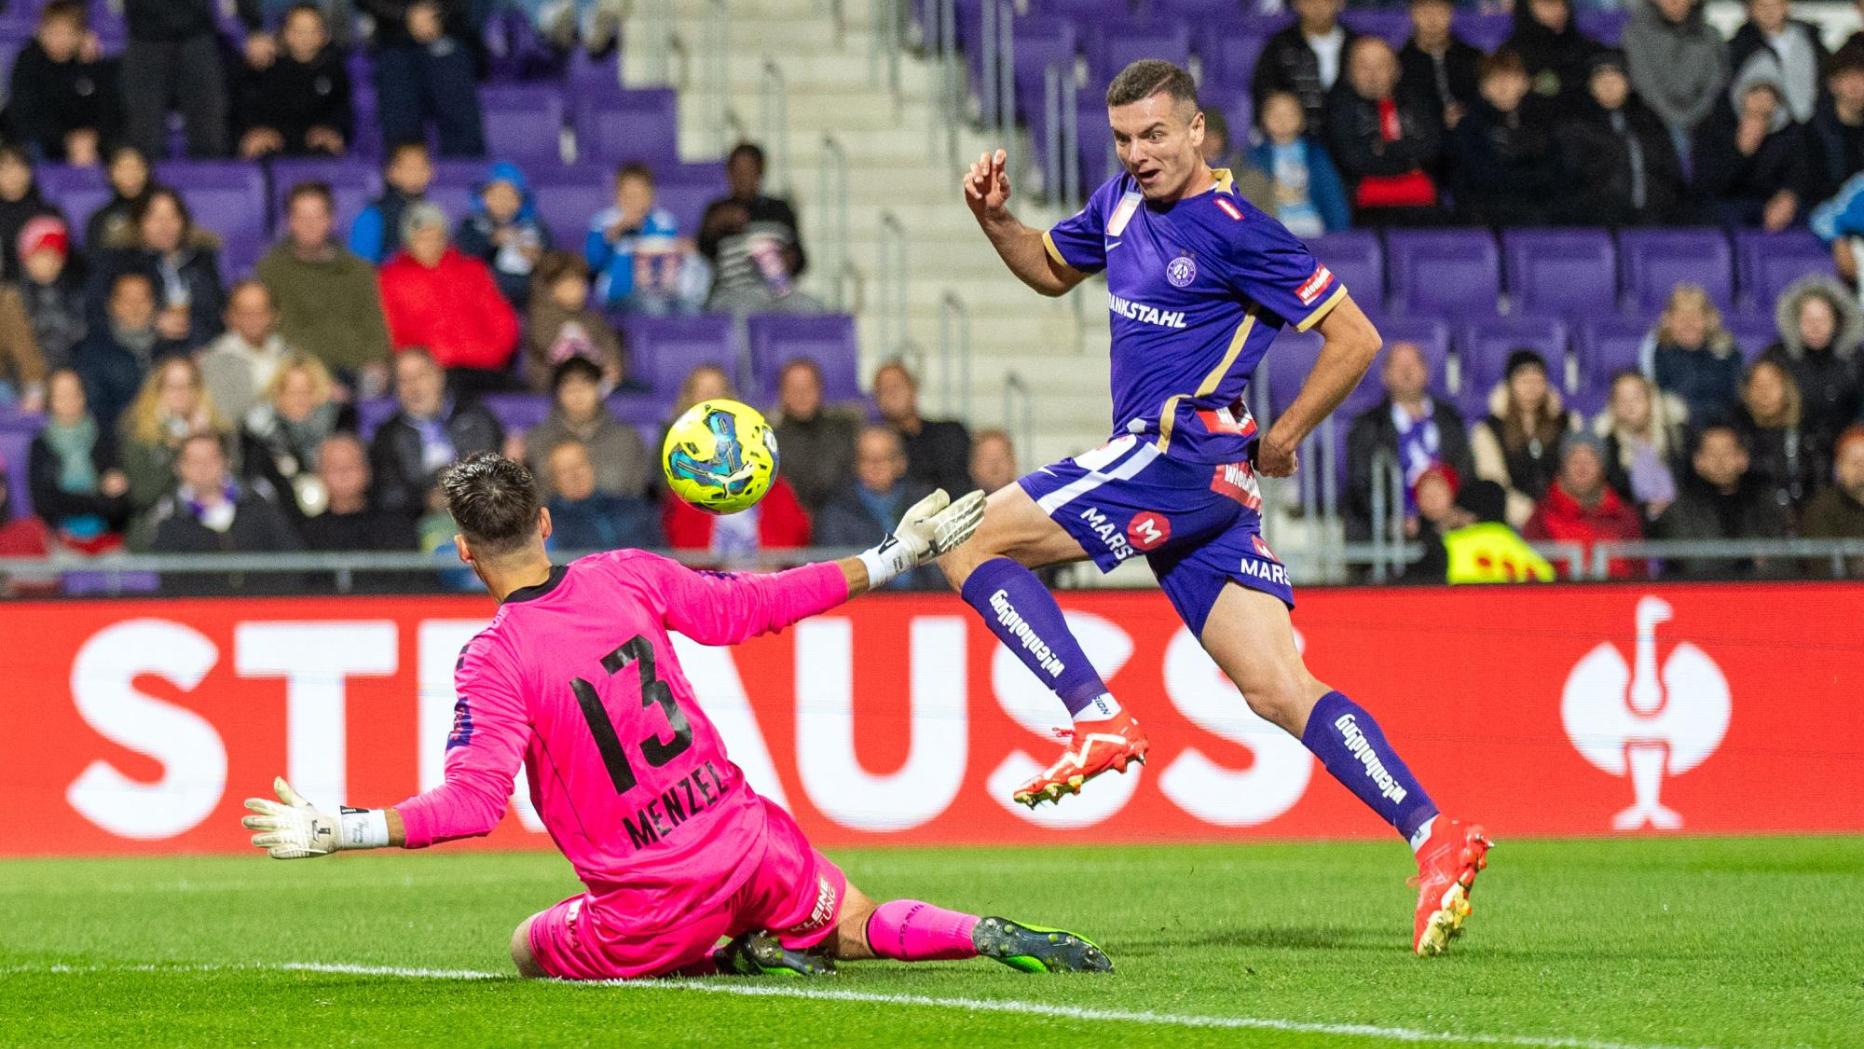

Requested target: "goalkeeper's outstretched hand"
[
  {"left": 858, "top": 489, "right": 987, "bottom": 587},
  {"left": 242, "top": 777, "right": 340, "bottom": 859}
]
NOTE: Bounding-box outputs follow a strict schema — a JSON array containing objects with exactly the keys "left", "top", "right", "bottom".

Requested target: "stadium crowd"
[{"left": 0, "top": 0, "right": 1861, "bottom": 593}]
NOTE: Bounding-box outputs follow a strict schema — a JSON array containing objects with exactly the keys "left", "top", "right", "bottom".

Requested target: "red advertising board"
[{"left": 2, "top": 584, "right": 1860, "bottom": 856}]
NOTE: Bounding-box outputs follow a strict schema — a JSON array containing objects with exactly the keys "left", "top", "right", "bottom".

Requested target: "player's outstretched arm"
[
  {"left": 242, "top": 777, "right": 406, "bottom": 858},
  {"left": 1258, "top": 294, "right": 1382, "bottom": 477},
  {"left": 841, "top": 488, "right": 987, "bottom": 595},
  {"left": 964, "top": 148, "right": 1089, "bottom": 298}
]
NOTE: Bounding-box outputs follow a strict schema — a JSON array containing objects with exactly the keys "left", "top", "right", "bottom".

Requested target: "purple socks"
[
  {"left": 1301, "top": 691, "right": 1439, "bottom": 844},
  {"left": 865, "top": 900, "right": 980, "bottom": 961},
  {"left": 960, "top": 557, "right": 1116, "bottom": 719}
]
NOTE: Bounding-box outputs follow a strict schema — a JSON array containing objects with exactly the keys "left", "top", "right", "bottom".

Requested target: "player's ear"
[
  {"left": 455, "top": 535, "right": 474, "bottom": 567},
  {"left": 537, "top": 506, "right": 553, "bottom": 542},
  {"left": 1187, "top": 108, "right": 1205, "bottom": 149}
]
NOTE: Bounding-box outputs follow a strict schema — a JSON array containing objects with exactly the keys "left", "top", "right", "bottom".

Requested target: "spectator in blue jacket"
[
  {"left": 1247, "top": 90, "right": 1351, "bottom": 236},
  {"left": 348, "top": 142, "right": 433, "bottom": 264},
  {"left": 586, "top": 163, "right": 686, "bottom": 313},
  {"left": 543, "top": 438, "right": 661, "bottom": 552},
  {"left": 455, "top": 161, "right": 551, "bottom": 307}
]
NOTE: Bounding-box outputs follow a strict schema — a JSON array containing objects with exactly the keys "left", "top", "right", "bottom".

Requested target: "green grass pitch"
[{"left": 3, "top": 835, "right": 1859, "bottom": 1048}]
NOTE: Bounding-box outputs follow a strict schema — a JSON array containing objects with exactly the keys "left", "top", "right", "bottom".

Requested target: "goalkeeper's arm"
[{"left": 241, "top": 778, "right": 410, "bottom": 858}]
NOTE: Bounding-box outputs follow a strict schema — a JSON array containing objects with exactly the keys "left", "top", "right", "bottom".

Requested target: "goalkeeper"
[{"left": 240, "top": 452, "right": 1110, "bottom": 980}]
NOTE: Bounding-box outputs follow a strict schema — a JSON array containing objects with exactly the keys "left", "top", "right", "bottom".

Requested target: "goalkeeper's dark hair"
[
  {"left": 1105, "top": 60, "right": 1197, "bottom": 111},
  {"left": 442, "top": 452, "right": 541, "bottom": 558}
]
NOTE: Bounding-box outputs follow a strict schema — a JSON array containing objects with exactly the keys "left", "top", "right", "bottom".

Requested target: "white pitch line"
[{"left": 4, "top": 960, "right": 1721, "bottom": 1049}]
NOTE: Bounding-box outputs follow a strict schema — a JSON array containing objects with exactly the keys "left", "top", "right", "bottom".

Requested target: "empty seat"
[
  {"left": 1459, "top": 316, "right": 1569, "bottom": 419},
  {"left": 573, "top": 89, "right": 681, "bottom": 167},
  {"left": 1340, "top": 9, "right": 1411, "bottom": 46},
  {"left": 1575, "top": 317, "right": 1650, "bottom": 393},
  {"left": 482, "top": 392, "right": 553, "bottom": 433},
  {"left": 567, "top": 49, "right": 624, "bottom": 97},
  {"left": 480, "top": 84, "right": 568, "bottom": 167},
  {"left": 1619, "top": 228, "right": 1733, "bottom": 313},
  {"left": 1309, "top": 230, "right": 1383, "bottom": 311},
  {"left": 746, "top": 314, "right": 863, "bottom": 404},
  {"left": 1576, "top": 9, "right": 1628, "bottom": 45},
  {"left": 1088, "top": 17, "right": 1190, "bottom": 84},
  {"left": 156, "top": 161, "right": 269, "bottom": 255},
  {"left": 605, "top": 390, "right": 666, "bottom": 427},
  {"left": 1452, "top": 11, "right": 1511, "bottom": 51},
  {"left": 1201, "top": 30, "right": 1270, "bottom": 89},
  {"left": 620, "top": 314, "right": 739, "bottom": 396},
  {"left": 1732, "top": 228, "right": 1833, "bottom": 311},
  {"left": 651, "top": 163, "right": 727, "bottom": 237},
  {"left": 1502, "top": 228, "right": 1616, "bottom": 318},
  {"left": 1724, "top": 312, "right": 1779, "bottom": 362},
  {"left": 0, "top": 427, "right": 32, "bottom": 519},
  {"left": 529, "top": 167, "right": 614, "bottom": 245},
  {"left": 1386, "top": 229, "right": 1501, "bottom": 316},
  {"left": 1197, "top": 85, "right": 1252, "bottom": 152},
  {"left": 1260, "top": 328, "right": 1322, "bottom": 416}
]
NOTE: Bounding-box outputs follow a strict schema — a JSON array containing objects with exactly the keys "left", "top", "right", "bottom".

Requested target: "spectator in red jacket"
[
  {"left": 377, "top": 202, "right": 520, "bottom": 396},
  {"left": 660, "top": 475, "right": 811, "bottom": 561},
  {"left": 1524, "top": 430, "right": 1645, "bottom": 578}
]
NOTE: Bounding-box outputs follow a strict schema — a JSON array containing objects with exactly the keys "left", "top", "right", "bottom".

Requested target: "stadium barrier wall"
[{"left": 3, "top": 584, "right": 1859, "bottom": 856}]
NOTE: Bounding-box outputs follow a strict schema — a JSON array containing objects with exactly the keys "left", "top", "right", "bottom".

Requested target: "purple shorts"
[
  {"left": 1018, "top": 433, "right": 1295, "bottom": 635},
  {"left": 526, "top": 798, "right": 847, "bottom": 981}
]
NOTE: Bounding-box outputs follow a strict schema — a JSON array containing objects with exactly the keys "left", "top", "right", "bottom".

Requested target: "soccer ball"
[{"left": 661, "top": 399, "right": 780, "bottom": 515}]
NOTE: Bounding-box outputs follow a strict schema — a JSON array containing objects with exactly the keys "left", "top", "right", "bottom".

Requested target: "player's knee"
[
  {"left": 936, "top": 539, "right": 987, "bottom": 590},
  {"left": 510, "top": 915, "right": 548, "bottom": 978},
  {"left": 1242, "top": 670, "right": 1319, "bottom": 734}
]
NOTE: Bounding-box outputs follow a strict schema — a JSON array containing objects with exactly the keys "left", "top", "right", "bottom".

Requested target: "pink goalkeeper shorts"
[{"left": 526, "top": 798, "right": 847, "bottom": 981}]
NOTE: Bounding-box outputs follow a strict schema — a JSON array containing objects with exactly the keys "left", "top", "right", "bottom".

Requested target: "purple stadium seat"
[
  {"left": 1453, "top": 11, "right": 1512, "bottom": 51},
  {"left": 573, "top": 89, "right": 681, "bottom": 167},
  {"left": 482, "top": 392, "right": 553, "bottom": 433},
  {"left": 605, "top": 390, "right": 665, "bottom": 427},
  {"left": 424, "top": 162, "right": 483, "bottom": 226},
  {"left": 529, "top": 167, "right": 614, "bottom": 246},
  {"left": 1732, "top": 228, "right": 1833, "bottom": 312},
  {"left": 1386, "top": 229, "right": 1501, "bottom": 316},
  {"left": 1031, "top": 0, "right": 1134, "bottom": 19},
  {"left": 1340, "top": 9, "right": 1411, "bottom": 47},
  {"left": 37, "top": 165, "right": 111, "bottom": 248},
  {"left": 480, "top": 84, "right": 568, "bottom": 167},
  {"left": 356, "top": 397, "right": 398, "bottom": 440},
  {"left": 1619, "top": 228, "right": 1734, "bottom": 313},
  {"left": 651, "top": 163, "right": 727, "bottom": 238},
  {"left": 1197, "top": 85, "right": 1252, "bottom": 151},
  {"left": 1077, "top": 99, "right": 1119, "bottom": 188},
  {"left": 1009, "top": 15, "right": 1079, "bottom": 130},
  {"left": 1576, "top": 9, "right": 1628, "bottom": 46},
  {"left": 1360, "top": 314, "right": 1453, "bottom": 405},
  {"left": 620, "top": 314, "right": 738, "bottom": 396},
  {"left": 0, "top": 427, "right": 34, "bottom": 519},
  {"left": 1261, "top": 328, "right": 1322, "bottom": 415},
  {"left": 568, "top": 49, "right": 624, "bottom": 96},
  {"left": 1576, "top": 317, "right": 1649, "bottom": 393},
  {"left": 1151, "top": 0, "right": 1253, "bottom": 17},
  {"left": 268, "top": 157, "right": 379, "bottom": 234},
  {"left": 1502, "top": 228, "right": 1617, "bottom": 318},
  {"left": 746, "top": 314, "right": 863, "bottom": 405},
  {"left": 1459, "top": 316, "right": 1569, "bottom": 420},
  {"left": 156, "top": 161, "right": 269, "bottom": 254},
  {"left": 1202, "top": 31, "right": 1271, "bottom": 89},
  {"left": 1725, "top": 312, "right": 1778, "bottom": 363},
  {"left": 1309, "top": 231, "right": 1382, "bottom": 311},
  {"left": 1088, "top": 17, "right": 1190, "bottom": 83}
]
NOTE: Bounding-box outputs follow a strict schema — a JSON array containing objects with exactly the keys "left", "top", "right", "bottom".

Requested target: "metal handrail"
[
  {"left": 704, "top": 0, "right": 729, "bottom": 156},
  {"left": 979, "top": 0, "right": 1014, "bottom": 150},
  {"left": 1043, "top": 63, "right": 1064, "bottom": 203},
  {"left": 877, "top": 211, "right": 910, "bottom": 358},
  {"left": 867, "top": 0, "right": 903, "bottom": 109},
  {"left": 1003, "top": 371, "right": 1034, "bottom": 465},
  {"left": 926, "top": 0, "right": 960, "bottom": 168},
  {"left": 1588, "top": 538, "right": 1864, "bottom": 579},
  {"left": 818, "top": 135, "right": 851, "bottom": 310},
  {"left": 1369, "top": 448, "right": 1399, "bottom": 582},
  {"left": 937, "top": 291, "right": 974, "bottom": 422},
  {"left": 760, "top": 59, "right": 791, "bottom": 197}
]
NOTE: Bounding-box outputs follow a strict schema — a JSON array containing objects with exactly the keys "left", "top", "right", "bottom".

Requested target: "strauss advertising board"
[{"left": 1, "top": 584, "right": 1859, "bottom": 855}]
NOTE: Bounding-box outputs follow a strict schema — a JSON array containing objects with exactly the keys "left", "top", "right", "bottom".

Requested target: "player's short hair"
[
  {"left": 1478, "top": 49, "right": 1526, "bottom": 82},
  {"left": 443, "top": 452, "right": 542, "bottom": 559},
  {"left": 1104, "top": 60, "right": 1197, "bottom": 111}
]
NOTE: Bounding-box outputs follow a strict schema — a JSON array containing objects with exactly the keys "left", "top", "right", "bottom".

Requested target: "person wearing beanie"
[
  {"left": 1471, "top": 349, "right": 1577, "bottom": 528},
  {"left": 1523, "top": 429, "right": 1646, "bottom": 578},
  {"left": 1556, "top": 49, "right": 1689, "bottom": 225},
  {"left": 17, "top": 216, "right": 87, "bottom": 378}
]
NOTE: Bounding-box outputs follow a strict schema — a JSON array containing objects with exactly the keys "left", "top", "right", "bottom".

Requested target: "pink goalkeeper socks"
[{"left": 865, "top": 900, "right": 980, "bottom": 961}]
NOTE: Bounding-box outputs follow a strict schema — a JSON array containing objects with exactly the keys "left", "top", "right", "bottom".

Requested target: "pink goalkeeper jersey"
[{"left": 396, "top": 550, "right": 848, "bottom": 925}]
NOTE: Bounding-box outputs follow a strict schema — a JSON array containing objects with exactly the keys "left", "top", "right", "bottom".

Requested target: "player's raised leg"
[
  {"left": 1195, "top": 583, "right": 1491, "bottom": 957},
  {"left": 937, "top": 482, "right": 1150, "bottom": 806}
]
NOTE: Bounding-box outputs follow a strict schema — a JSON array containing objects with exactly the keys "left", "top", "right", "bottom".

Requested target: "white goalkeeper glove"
[
  {"left": 857, "top": 488, "right": 987, "bottom": 588},
  {"left": 241, "top": 777, "right": 389, "bottom": 859}
]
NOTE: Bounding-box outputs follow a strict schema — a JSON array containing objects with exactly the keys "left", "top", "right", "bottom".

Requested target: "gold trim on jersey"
[
  {"left": 1153, "top": 307, "right": 1259, "bottom": 453},
  {"left": 1294, "top": 285, "right": 1349, "bottom": 332},
  {"left": 1042, "top": 229, "right": 1069, "bottom": 268}
]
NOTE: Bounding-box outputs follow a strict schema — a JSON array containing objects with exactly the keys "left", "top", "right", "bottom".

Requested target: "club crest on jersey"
[
  {"left": 1166, "top": 253, "right": 1197, "bottom": 288},
  {"left": 1107, "top": 190, "right": 1143, "bottom": 237}
]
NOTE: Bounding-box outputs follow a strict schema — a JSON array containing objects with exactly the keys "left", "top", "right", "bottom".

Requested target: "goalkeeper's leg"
[{"left": 824, "top": 883, "right": 1111, "bottom": 974}]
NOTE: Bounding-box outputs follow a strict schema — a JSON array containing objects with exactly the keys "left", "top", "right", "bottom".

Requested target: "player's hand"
[
  {"left": 963, "top": 149, "right": 1011, "bottom": 223},
  {"left": 857, "top": 488, "right": 987, "bottom": 586},
  {"left": 242, "top": 777, "right": 340, "bottom": 859},
  {"left": 1255, "top": 438, "right": 1298, "bottom": 478}
]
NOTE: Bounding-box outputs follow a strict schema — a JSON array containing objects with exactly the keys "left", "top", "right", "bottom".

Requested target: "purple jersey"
[
  {"left": 397, "top": 551, "right": 847, "bottom": 923},
  {"left": 1044, "top": 169, "right": 1349, "bottom": 464}
]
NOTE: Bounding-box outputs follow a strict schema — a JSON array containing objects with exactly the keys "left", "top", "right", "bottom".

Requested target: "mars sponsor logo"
[
  {"left": 622, "top": 760, "right": 732, "bottom": 850},
  {"left": 1126, "top": 511, "right": 1171, "bottom": 552},
  {"left": 1238, "top": 558, "right": 1290, "bottom": 586},
  {"left": 1296, "top": 265, "right": 1334, "bottom": 307},
  {"left": 1079, "top": 507, "right": 1136, "bottom": 561}
]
